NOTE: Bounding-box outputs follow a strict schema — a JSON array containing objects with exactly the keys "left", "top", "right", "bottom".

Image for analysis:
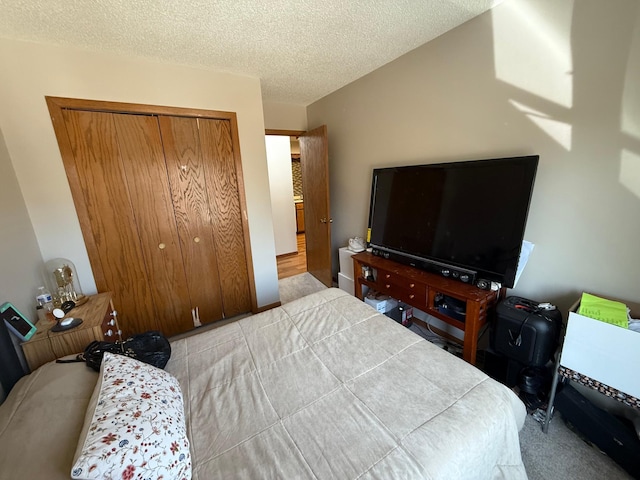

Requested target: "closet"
[{"left": 47, "top": 98, "right": 255, "bottom": 338}]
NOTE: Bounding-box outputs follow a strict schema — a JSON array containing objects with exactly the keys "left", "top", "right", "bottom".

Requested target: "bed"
[{"left": 0, "top": 288, "right": 527, "bottom": 479}]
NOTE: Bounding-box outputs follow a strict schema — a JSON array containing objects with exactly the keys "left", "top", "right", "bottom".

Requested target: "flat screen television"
[{"left": 367, "top": 155, "right": 539, "bottom": 289}]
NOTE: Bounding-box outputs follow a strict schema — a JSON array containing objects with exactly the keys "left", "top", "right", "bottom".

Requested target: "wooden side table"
[
  {"left": 352, "top": 252, "right": 503, "bottom": 365},
  {"left": 21, "top": 292, "right": 119, "bottom": 371}
]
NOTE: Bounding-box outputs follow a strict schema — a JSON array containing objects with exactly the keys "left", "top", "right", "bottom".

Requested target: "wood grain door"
[
  {"left": 197, "top": 118, "right": 253, "bottom": 316},
  {"left": 113, "top": 113, "right": 195, "bottom": 337},
  {"left": 61, "top": 110, "right": 164, "bottom": 336},
  {"left": 300, "top": 125, "right": 332, "bottom": 287},
  {"left": 159, "top": 116, "right": 224, "bottom": 324},
  {"left": 48, "top": 97, "right": 256, "bottom": 337}
]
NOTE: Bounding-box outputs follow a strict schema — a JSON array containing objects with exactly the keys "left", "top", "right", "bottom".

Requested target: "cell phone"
[{"left": 1, "top": 302, "right": 37, "bottom": 341}]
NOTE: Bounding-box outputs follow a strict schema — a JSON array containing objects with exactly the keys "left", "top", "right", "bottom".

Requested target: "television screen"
[{"left": 368, "top": 155, "right": 539, "bottom": 288}]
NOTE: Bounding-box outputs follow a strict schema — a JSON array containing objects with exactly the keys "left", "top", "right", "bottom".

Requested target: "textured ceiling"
[{"left": 0, "top": 0, "right": 504, "bottom": 105}]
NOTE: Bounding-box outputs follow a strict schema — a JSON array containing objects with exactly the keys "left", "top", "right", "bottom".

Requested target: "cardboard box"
[
  {"left": 338, "top": 272, "right": 354, "bottom": 296},
  {"left": 364, "top": 293, "right": 397, "bottom": 313},
  {"left": 560, "top": 298, "right": 640, "bottom": 399}
]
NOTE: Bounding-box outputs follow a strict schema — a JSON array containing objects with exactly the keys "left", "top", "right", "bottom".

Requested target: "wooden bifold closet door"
[{"left": 47, "top": 98, "right": 254, "bottom": 338}]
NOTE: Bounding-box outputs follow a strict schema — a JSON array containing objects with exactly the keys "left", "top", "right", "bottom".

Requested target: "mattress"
[
  {"left": 167, "top": 288, "right": 527, "bottom": 479},
  {"left": 0, "top": 288, "right": 527, "bottom": 479}
]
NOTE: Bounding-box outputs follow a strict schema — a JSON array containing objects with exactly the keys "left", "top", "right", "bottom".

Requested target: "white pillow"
[{"left": 71, "top": 352, "right": 191, "bottom": 480}]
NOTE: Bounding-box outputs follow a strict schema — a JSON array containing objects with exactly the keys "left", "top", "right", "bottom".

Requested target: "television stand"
[{"left": 352, "top": 252, "right": 504, "bottom": 365}]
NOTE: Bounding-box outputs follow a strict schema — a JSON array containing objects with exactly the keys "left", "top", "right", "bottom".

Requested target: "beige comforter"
[
  {"left": 167, "top": 288, "right": 527, "bottom": 479},
  {"left": 0, "top": 288, "right": 527, "bottom": 479}
]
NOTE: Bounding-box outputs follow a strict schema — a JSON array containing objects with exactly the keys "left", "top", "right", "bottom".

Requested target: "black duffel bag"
[{"left": 80, "top": 331, "right": 171, "bottom": 371}]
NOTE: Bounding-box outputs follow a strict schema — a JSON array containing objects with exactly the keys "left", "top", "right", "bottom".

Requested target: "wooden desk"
[
  {"left": 352, "top": 252, "right": 502, "bottom": 365},
  {"left": 21, "top": 293, "right": 119, "bottom": 371}
]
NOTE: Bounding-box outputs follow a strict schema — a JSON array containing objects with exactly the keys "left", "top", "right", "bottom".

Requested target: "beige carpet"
[
  {"left": 521, "top": 412, "right": 632, "bottom": 479},
  {"left": 278, "top": 272, "right": 328, "bottom": 304}
]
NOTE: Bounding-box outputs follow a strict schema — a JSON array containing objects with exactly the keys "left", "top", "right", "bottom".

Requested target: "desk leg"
[
  {"left": 543, "top": 356, "right": 562, "bottom": 433},
  {"left": 463, "top": 303, "right": 481, "bottom": 365}
]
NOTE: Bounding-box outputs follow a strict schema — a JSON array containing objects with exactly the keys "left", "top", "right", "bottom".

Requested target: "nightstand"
[{"left": 21, "top": 292, "right": 120, "bottom": 371}]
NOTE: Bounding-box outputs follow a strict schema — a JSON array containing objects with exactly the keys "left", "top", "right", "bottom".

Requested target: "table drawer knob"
[
  {"left": 385, "top": 284, "right": 391, "bottom": 289},
  {"left": 409, "top": 283, "right": 415, "bottom": 288}
]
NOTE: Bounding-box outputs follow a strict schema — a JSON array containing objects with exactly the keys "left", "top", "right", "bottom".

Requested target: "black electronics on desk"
[{"left": 367, "top": 155, "right": 538, "bottom": 289}]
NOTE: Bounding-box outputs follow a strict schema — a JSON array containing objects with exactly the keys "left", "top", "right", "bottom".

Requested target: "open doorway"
[
  {"left": 265, "top": 131, "right": 307, "bottom": 279},
  {"left": 266, "top": 126, "right": 332, "bottom": 287}
]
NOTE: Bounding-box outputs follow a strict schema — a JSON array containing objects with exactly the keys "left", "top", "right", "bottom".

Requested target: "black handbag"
[{"left": 67, "top": 331, "right": 171, "bottom": 371}]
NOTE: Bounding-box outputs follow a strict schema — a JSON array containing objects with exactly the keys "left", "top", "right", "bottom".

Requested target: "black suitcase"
[
  {"left": 555, "top": 384, "right": 640, "bottom": 478},
  {"left": 491, "top": 296, "right": 562, "bottom": 367}
]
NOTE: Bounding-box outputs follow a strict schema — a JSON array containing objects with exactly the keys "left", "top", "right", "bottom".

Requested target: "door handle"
[{"left": 320, "top": 218, "right": 333, "bottom": 224}]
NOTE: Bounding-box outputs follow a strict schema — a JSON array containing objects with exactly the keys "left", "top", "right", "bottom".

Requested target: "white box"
[
  {"left": 561, "top": 311, "right": 640, "bottom": 398},
  {"left": 338, "top": 272, "right": 354, "bottom": 296},
  {"left": 364, "top": 294, "right": 398, "bottom": 313},
  {"left": 338, "top": 247, "right": 356, "bottom": 279}
]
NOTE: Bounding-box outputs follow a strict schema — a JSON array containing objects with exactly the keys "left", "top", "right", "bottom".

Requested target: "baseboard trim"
[{"left": 254, "top": 301, "right": 281, "bottom": 313}]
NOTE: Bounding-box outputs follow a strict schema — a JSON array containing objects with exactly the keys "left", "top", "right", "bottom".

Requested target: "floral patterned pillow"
[{"left": 71, "top": 352, "right": 191, "bottom": 480}]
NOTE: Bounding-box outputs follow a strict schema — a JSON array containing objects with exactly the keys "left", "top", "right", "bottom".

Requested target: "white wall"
[
  {"left": 0, "top": 37, "right": 280, "bottom": 309},
  {"left": 307, "top": 0, "right": 640, "bottom": 313},
  {"left": 0, "top": 127, "right": 41, "bottom": 389},
  {"left": 0, "top": 126, "right": 44, "bottom": 319},
  {"left": 265, "top": 136, "right": 298, "bottom": 255}
]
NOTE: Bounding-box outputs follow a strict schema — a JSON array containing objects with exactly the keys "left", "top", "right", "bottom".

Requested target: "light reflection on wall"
[
  {"left": 622, "top": 9, "right": 640, "bottom": 139},
  {"left": 620, "top": 8, "right": 640, "bottom": 199},
  {"left": 620, "top": 149, "right": 640, "bottom": 198},
  {"left": 509, "top": 100, "right": 572, "bottom": 151},
  {"left": 492, "top": 0, "right": 574, "bottom": 108}
]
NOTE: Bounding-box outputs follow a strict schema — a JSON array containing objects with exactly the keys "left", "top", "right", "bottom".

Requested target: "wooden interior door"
[
  {"left": 159, "top": 116, "right": 224, "bottom": 324},
  {"left": 113, "top": 113, "right": 194, "bottom": 336},
  {"left": 299, "top": 125, "right": 332, "bottom": 287},
  {"left": 49, "top": 97, "right": 257, "bottom": 338},
  {"left": 198, "top": 118, "right": 252, "bottom": 316},
  {"left": 61, "top": 109, "right": 161, "bottom": 336}
]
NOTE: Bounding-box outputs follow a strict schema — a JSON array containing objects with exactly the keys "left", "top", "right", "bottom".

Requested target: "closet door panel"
[
  {"left": 113, "top": 114, "right": 193, "bottom": 337},
  {"left": 62, "top": 109, "right": 159, "bottom": 336},
  {"left": 158, "top": 115, "right": 224, "bottom": 324},
  {"left": 198, "top": 118, "right": 251, "bottom": 316}
]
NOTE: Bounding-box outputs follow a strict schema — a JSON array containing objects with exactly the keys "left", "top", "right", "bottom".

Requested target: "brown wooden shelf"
[{"left": 352, "top": 252, "right": 503, "bottom": 365}]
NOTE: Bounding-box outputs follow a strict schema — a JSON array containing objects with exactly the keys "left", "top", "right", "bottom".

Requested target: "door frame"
[
  {"left": 46, "top": 96, "right": 258, "bottom": 312},
  {"left": 266, "top": 128, "right": 332, "bottom": 286},
  {"left": 265, "top": 129, "right": 307, "bottom": 273}
]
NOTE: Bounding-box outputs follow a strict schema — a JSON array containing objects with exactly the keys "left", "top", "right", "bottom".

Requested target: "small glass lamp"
[{"left": 43, "top": 258, "right": 87, "bottom": 307}]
